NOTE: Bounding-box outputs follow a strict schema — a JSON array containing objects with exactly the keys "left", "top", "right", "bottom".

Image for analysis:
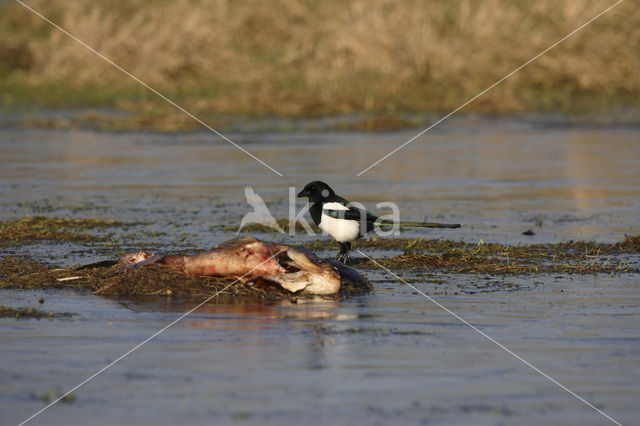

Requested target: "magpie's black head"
[{"left": 297, "top": 181, "right": 335, "bottom": 202}]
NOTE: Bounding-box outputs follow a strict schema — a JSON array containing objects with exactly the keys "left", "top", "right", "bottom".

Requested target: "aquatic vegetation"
[
  {"left": 0, "top": 216, "right": 124, "bottom": 244},
  {"left": 0, "top": 235, "right": 637, "bottom": 303},
  {"left": 0, "top": 255, "right": 49, "bottom": 277},
  {"left": 0, "top": 305, "right": 73, "bottom": 319},
  {"left": 40, "top": 388, "right": 75, "bottom": 403},
  {"left": 302, "top": 237, "right": 466, "bottom": 252},
  {"left": 1, "top": 215, "right": 637, "bottom": 299},
  {"left": 217, "top": 218, "right": 320, "bottom": 234},
  {"left": 355, "top": 235, "right": 640, "bottom": 274}
]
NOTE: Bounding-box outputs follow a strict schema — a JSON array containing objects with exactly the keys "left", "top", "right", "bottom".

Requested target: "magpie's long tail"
[{"left": 379, "top": 220, "right": 461, "bottom": 229}]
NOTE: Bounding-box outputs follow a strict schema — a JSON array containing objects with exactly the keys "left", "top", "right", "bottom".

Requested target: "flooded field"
[{"left": 1, "top": 114, "right": 639, "bottom": 425}]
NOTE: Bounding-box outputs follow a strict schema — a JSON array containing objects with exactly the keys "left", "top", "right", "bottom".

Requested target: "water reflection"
[
  {"left": 122, "top": 295, "right": 352, "bottom": 322},
  {"left": 121, "top": 294, "right": 381, "bottom": 374}
]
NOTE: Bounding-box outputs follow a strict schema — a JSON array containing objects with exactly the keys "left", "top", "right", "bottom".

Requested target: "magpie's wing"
[{"left": 323, "top": 205, "right": 378, "bottom": 223}]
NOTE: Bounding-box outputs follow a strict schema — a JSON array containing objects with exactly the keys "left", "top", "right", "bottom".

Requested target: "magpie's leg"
[{"left": 336, "top": 242, "right": 351, "bottom": 263}]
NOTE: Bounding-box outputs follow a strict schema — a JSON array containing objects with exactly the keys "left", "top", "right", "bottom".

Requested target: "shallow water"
[
  {"left": 1, "top": 115, "right": 639, "bottom": 246},
  {"left": 1, "top": 115, "right": 640, "bottom": 425}
]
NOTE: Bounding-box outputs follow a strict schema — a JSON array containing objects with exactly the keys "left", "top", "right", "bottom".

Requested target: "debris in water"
[{"left": 0, "top": 306, "right": 73, "bottom": 319}]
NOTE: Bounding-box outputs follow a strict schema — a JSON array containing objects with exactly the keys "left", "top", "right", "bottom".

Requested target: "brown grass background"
[{"left": 1, "top": 0, "right": 638, "bottom": 123}]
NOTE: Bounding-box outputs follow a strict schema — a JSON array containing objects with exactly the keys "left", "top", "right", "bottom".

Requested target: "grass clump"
[
  {"left": 0, "top": 256, "right": 263, "bottom": 298},
  {"left": 0, "top": 216, "right": 122, "bottom": 244},
  {"left": 303, "top": 237, "right": 466, "bottom": 252},
  {"left": 0, "top": 255, "right": 49, "bottom": 277},
  {"left": 353, "top": 236, "right": 640, "bottom": 274},
  {"left": 219, "top": 218, "right": 320, "bottom": 234},
  {"left": 614, "top": 235, "right": 640, "bottom": 252},
  {"left": 0, "top": 231, "right": 637, "bottom": 301},
  {"left": 40, "top": 388, "right": 75, "bottom": 403},
  {"left": 0, "top": 306, "right": 73, "bottom": 319}
]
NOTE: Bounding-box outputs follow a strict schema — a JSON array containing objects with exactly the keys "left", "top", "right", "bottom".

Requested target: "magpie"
[{"left": 297, "top": 181, "right": 461, "bottom": 262}]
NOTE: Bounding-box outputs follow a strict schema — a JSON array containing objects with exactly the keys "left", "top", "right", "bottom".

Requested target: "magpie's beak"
[{"left": 297, "top": 189, "right": 310, "bottom": 198}]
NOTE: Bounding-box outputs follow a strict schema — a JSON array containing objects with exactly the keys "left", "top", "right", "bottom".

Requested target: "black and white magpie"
[{"left": 297, "top": 181, "right": 461, "bottom": 262}]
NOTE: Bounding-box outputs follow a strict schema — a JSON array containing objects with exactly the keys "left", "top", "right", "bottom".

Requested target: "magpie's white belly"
[{"left": 319, "top": 212, "right": 361, "bottom": 243}]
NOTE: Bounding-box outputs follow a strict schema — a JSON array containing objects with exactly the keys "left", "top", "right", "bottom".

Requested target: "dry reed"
[{"left": 0, "top": 0, "right": 638, "bottom": 122}]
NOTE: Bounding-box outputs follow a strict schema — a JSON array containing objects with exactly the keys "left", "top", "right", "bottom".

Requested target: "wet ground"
[{"left": 1, "top": 114, "right": 639, "bottom": 425}]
